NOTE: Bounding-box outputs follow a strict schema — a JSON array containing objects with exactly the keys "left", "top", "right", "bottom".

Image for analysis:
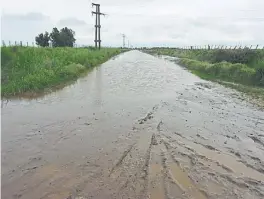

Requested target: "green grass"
[
  {"left": 147, "top": 48, "right": 264, "bottom": 68},
  {"left": 145, "top": 48, "right": 264, "bottom": 87},
  {"left": 179, "top": 58, "right": 259, "bottom": 86},
  {"left": 1, "top": 46, "right": 122, "bottom": 97},
  {"left": 184, "top": 64, "right": 264, "bottom": 101}
]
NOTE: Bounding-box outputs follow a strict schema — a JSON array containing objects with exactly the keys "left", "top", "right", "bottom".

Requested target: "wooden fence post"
[{"left": 256, "top": 45, "right": 259, "bottom": 50}]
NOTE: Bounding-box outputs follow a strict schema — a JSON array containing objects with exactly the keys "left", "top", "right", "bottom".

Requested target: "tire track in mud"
[
  {"left": 157, "top": 121, "right": 264, "bottom": 198},
  {"left": 109, "top": 143, "right": 136, "bottom": 176},
  {"left": 160, "top": 119, "right": 264, "bottom": 179},
  {"left": 148, "top": 128, "right": 207, "bottom": 199},
  {"left": 52, "top": 107, "right": 156, "bottom": 199},
  {"left": 75, "top": 117, "right": 158, "bottom": 199}
]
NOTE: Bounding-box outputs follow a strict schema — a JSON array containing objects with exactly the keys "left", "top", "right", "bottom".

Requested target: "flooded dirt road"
[{"left": 2, "top": 50, "right": 264, "bottom": 199}]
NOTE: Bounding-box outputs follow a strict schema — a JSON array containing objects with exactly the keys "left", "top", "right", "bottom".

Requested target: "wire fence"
[
  {"left": 1, "top": 40, "right": 37, "bottom": 47},
  {"left": 174, "top": 45, "right": 264, "bottom": 50},
  {"left": 1, "top": 40, "right": 264, "bottom": 50},
  {"left": 1, "top": 40, "right": 91, "bottom": 48}
]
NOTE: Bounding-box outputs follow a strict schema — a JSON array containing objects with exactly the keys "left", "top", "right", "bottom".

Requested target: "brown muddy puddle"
[{"left": 2, "top": 51, "right": 264, "bottom": 199}]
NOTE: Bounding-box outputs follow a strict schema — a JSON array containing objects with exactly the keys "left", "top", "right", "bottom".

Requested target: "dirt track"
[{"left": 2, "top": 51, "right": 264, "bottom": 199}]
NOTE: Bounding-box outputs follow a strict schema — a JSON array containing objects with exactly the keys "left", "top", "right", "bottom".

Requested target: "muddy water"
[{"left": 2, "top": 50, "right": 264, "bottom": 199}]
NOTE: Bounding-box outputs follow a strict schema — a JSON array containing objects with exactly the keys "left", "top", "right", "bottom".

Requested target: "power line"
[
  {"left": 92, "top": 3, "right": 106, "bottom": 49},
  {"left": 122, "top": 34, "right": 126, "bottom": 48}
]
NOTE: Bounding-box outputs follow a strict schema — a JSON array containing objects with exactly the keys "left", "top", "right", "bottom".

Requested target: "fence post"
[
  {"left": 20, "top": 41, "right": 22, "bottom": 47},
  {"left": 256, "top": 45, "right": 259, "bottom": 50},
  {"left": 27, "top": 42, "right": 28, "bottom": 47},
  {"left": 15, "top": 41, "right": 17, "bottom": 46},
  {"left": 250, "top": 45, "right": 252, "bottom": 49}
]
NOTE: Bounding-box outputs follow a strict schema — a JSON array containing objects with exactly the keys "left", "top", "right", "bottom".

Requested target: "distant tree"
[
  {"left": 49, "top": 28, "right": 61, "bottom": 47},
  {"left": 50, "top": 27, "right": 76, "bottom": 47},
  {"left": 60, "top": 27, "right": 76, "bottom": 47},
  {"left": 35, "top": 31, "right": 50, "bottom": 47},
  {"left": 35, "top": 27, "right": 76, "bottom": 47}
]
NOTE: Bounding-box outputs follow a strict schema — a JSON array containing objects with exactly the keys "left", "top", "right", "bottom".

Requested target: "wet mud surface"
[{"left": 2, "top": 51, "right": 264, "bottom": 199}]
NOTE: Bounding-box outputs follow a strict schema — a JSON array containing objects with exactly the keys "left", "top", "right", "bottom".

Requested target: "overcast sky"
[{"left": 1, "top": 0, "right": 264, "bottom": 47}]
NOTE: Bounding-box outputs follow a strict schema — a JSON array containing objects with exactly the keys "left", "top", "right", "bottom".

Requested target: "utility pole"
[
  {"left": 92, "top": 3, "right": 105, "bottom": 49},
  {"left": 122, "top": 34, "right": 126, "bottom": 48}
]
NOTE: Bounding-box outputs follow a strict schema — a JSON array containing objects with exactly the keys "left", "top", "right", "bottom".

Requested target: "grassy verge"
[
  {"left": 178, "top": 58, "right": 259, "bottom": 86},
  {"left": 181, "top": 62, "right": 264, "bottom": 102},
  {"left": 1, "top": 46, "right": 122, "bottom": 97},
  {"left": 144, "top": 48, "right": 264, "bottom": 104},
  {"left": 178, "top": 58, "right": 264, "bottom": 105},
  {"left": 145, "top": 48, "right": 264, "bottom": 86}
]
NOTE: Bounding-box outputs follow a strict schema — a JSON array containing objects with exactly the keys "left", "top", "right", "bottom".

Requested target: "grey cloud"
[
  {"left": 1, "top": 12, "right": 53, "bottom": 43},
  {"left": 1, "top": 0, "right": 264, "bottom": 47},
  {"left": 58, "top": 18, "right": 87, "bottom": 27},
  {"left": 2, "top": 12, "right": 49, "bottom": 21}
]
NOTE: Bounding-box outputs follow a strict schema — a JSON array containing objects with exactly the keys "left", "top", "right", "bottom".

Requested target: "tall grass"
[
  {"left": 1, "top": 46, "right": 122, "bottom": 96},
  {"left": 179, "top": 59, "right": 258, "bottom": 85}
]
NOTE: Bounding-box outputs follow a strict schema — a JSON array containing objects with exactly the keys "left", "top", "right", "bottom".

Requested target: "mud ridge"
[
  {"left": 138, "top": 105, "right": 159, "bottom": 124},
  {"left": 238, "top": 159, "right": 264, "bottom": 174},
  {"left": 221, "top": 174, "right": 264, "bottom": 197},
  {"left": 138, "top": 134, "right": 155, "bottom": 197},
  {"left": 161, "top": 141, "right": 208, "bottom": 199},
  {"left": 160, "top": 151, "right": 176, "bottom": 198},
  {"left": 249, "top": 136, "right": 264, "bottom": 147},
  {"left": 157, "top": 121, "right": 163, "bottom": 132},
  {"left": 109, "top": 143, "right": 135, "bottom": 176},
  {"left": 193, "top": 141, "right": 217, "bottom": 151}
]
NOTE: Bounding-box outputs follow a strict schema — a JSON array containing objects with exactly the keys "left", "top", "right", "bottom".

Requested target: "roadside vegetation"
[
  {"left": 1, "top": 46, "right": 121, "bottom": 97},
  {"left": 145, "top": 48, "right": 264, "bottom": 101}
]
